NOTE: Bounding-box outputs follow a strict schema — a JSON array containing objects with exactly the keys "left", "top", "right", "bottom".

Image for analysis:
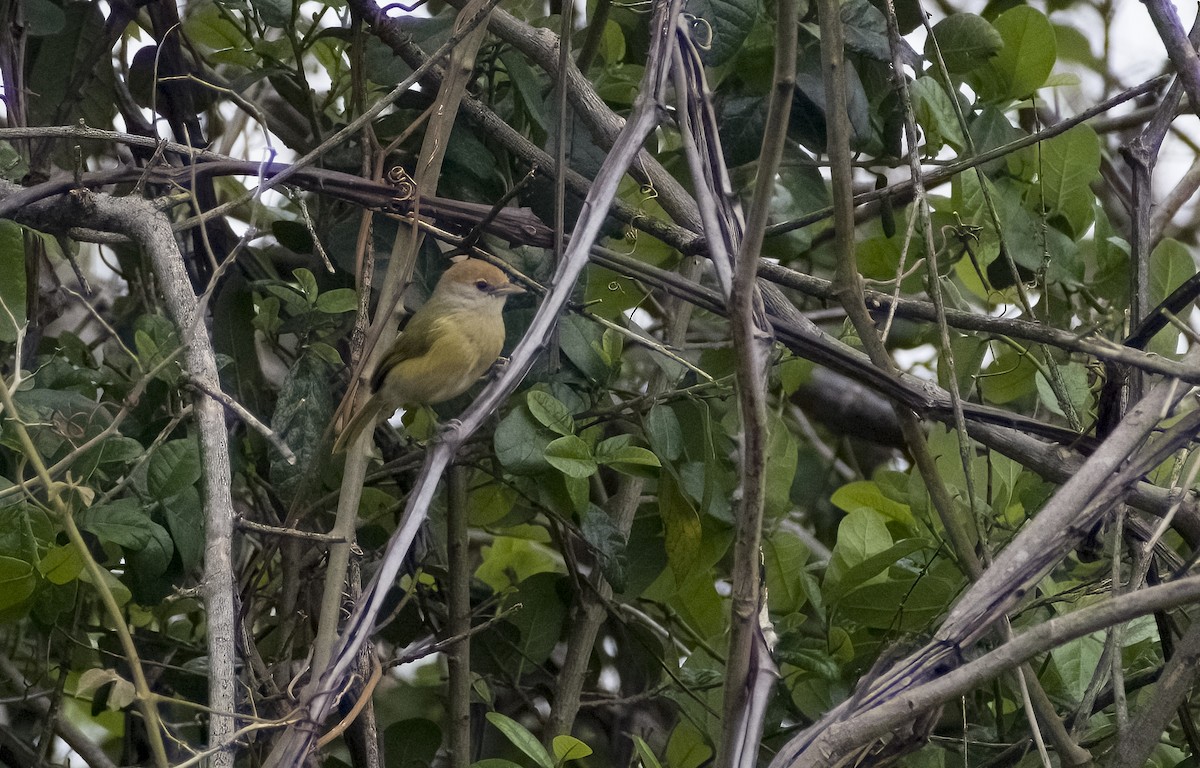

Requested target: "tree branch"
[{"left": 258, "top": 3, "right": 685, "bottom": 764}]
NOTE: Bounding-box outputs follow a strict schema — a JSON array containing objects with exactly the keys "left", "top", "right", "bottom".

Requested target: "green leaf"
[
  {"left": 308, "top": 341, "right": 343, "bottom": 367},
  {"left": 1043, "top": 72, "right": 1080, "bottom": 88},
  {"left": 775, "top": 641, "right": 842, "bottom": 680},
  {"left": 527, "top": 391, "right": 575, "bottom": 436},
  {"left": 830, "top": 481, "right": 915, "bottom": 526},
  {"left": 94, "top": 436, "right": 143, "bottom": 465},
  {"left": 475, "top": 535, "right": 565, "bottom": 593},
  {"left": 764, "top": 172, "right": 824, "bottom": 257},
  {"left": 764, "top": 529, "right": 811, "bottom": 615},
  {"left": 26, "top": 2, "right": 116, "bottom": 132},
  {"left": 559, "top": 315, "right": 611, "bottom": 384},
  {"left": 596, "top": 19, "right": 626, "bottom": 64},
  {"left": 39, "top": 544, "right": 82, "bottom": 585},
  {"left": 495, "top": 406, "right": 553, "bottom": 474},
  {"left": 499, "top": 50, "right": 549, "bottom": 132},
  {"left": 552, "top": 735, "right": 593, "bottom": 764},
  {"left": 314, "top": 288, "right": 358, "bottom": 314},
  {"left": 0, "top": 141, "right": 28, "bottom": 183},
  {"left": 969, "top": 6, "right": 1056, "bottom": 103},
  {"left": 384, "top": 718, "right": 441, "bottom": 768},
  {"left": 1147, "top": 238, "right": 1193, "bottom": 358},
  {"left": 1051, "top": 632, "right": 1104, "bottom": 700},
  {"left": 252, "top": 294, "right": 281, "bottom": 337},
  {"left": 1053, "top": 23, "right": 1102, "bottom": 68},
  {"left": 980, "top": 343, "right": 1038, "bottom": 405},
  {"left": 544, "top": 435, "right": 598, "bottom": 479},
  {"left": 0, "top": 556, "right": 36, "bottom": 611},
  {"left": 926, "top": 13, "right": 1002, "bottom": 73},
  {"left": 644, "top": 405, "right": 683, "bottom": 462},
  {"left": 824, "top": 509, "right": 892, "bottom": 594},
  {"left": 1038, "top": 125, "right": 1100, "bottom": 238},
  {"left": 839, "top": 557, "right": 964, "bottom": 630},
  {"left": 979, "top": 177, "right": 1045, "bottom": 276},
  {"left": 926, "top": 425, "right": 988, "bottom": 511},
  {"left": 910, "top": 77, "right": 965, "bottom": 154},
  {"left": 133, "top": 314, "right": 182, "bottom": 381},
  {"left": 561, "top": 473, "right": 589, "bottom": 515},
  {"left": 0, "top": 504, "right": 47, "bottom": 563},
  {"left": 0, "top": 221, "right": 26, "bottom": 342},
  {"left": 839, "top": 0, "right": 891, "bottom": 61},
  {"left": 271, "top": 350, "right": 334, "bottom": 502},
  {"left": 1149, "top": 238, "right": 1195, "bottom": 308},
  {"left": 689, "top": 0, "right": 758, "bottom": 67},
  {"left": 185, "top": 4, "right": 256, "bottom": 66},
  {"left": 967, "top": 105, "right": 1032, "bottom": 177},
  {"left": 486, "top": 712, "right": 555, "bottom": 768},
  {"left": 659, "top": 474, "right": 702, "bottom": 582},
  {"left": 580, "top": 505, "right": 627, "bottom": 592},
  {"left": 292, "top": 268, "right": 318, "bottom": 303},
  {"left": 76, "top": 668, "right": 136, "bottom": 711},
  {"left": 8, "top": 389, "right": 107, "bottom": 464},
  {"left": 24, "top": 0, "right": 66, "bottom": 36},
  {"left": 147, "top": 438, "right": 202, "bottom": 500},
  {"left": 938, "top": 334, "right": 988, "bottom": 396},
  {"left": 792, "top": 49, "right": 872, "bottom": 151},
  {"left": 272, "top": 220, "right": 314, "bottom": 253},
  {"left": 468, "top": 482, "right": 517, "bottom": 527},
  {"left": 632, "top": 736, "right": 665, "bottom": 768},
  {"left": 160, "top": 488, "right": 204, "bottom": 574},
  {"left": 263, "top": 283, "right": 311, "bottom": 315},
  {"left": 127, "top": 517, "right": 175, "bottom": 581},
  {"left": 1033, "top": 362, "right": 1093, "bottom": 420},
  {"left": 78, "top": 499, "right": 156, "bottom": 550},
  {"left": 826, "top": 539, "right": 928, "bottom": 601},
  {"left": 79, "top": 565, "right": 131, "bottom": 607},
  {"left": 855, "top": 236, "right": 905, "bottom": 285},
  {"left": 252, "top": 0, "right": 292, "bottom": 29},
  {"left": 720, "top": 95, "right": 768, "bottom": 166},
  {"left": 666, "top": 721, "right": 713, "bottom": 768},
  {"left": 595, "top": 438, "right": 661, "bottom": 477},
  {"left": 764, "top": 415, "right": 798, "bottom": 521}
]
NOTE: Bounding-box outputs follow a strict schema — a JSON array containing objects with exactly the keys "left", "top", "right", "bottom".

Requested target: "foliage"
[{"left": 0, "top": 0, "right": 1197, "bottom": 767}]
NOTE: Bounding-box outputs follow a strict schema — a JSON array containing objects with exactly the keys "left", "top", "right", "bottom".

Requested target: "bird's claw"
[{"left": 489, "top": 356, "right": 512, "bottom": 378}]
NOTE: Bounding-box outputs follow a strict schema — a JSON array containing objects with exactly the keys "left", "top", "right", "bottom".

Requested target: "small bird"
[{"left": 334, "top": 259, "right": 525, "bottom": 452}]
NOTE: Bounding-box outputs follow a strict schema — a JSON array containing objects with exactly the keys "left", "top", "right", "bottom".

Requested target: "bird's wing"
[{"left": 369, "top": 310, "right": 439, "bottom": 392}]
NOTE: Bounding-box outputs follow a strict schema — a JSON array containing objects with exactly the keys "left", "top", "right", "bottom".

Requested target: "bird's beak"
[{"left": 495, "top": 281, "right": 526, "bottom": 296}]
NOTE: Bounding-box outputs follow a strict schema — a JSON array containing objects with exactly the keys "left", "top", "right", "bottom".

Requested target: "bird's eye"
[{"left": 474, "top": 279, "right": 489, "bottom": 292}]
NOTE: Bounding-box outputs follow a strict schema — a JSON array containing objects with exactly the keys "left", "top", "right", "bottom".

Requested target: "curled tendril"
[
  {"left": 683, "top": 13, "right": 714, "bottom": 50},
  {"left": 612, "top": 0, "right": 653, "bottom": 12},
  {"left": 613, "top": 219, "right": 641, "bottom": 254},
  {"left": 386, "top": 167, "right": 416, "bottom": 201},
  {"left": 617, "top": 181, "right": 659, "bottom": 252},
  {"left": 380, "top": 0, "right": 428, "bottom": 16},
  {"left": 949, "top": 211, "right": 982, "bottom": 243}
]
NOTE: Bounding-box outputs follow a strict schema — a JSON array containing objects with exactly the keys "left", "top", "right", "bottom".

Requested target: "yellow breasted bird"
[{"left": 334, "top": 259, "right": 524, "bottom": 452}]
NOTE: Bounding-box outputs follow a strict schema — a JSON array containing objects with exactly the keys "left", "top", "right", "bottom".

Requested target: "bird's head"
[{"left": 432, "top": 259, "right": 525, "bottom": 311}]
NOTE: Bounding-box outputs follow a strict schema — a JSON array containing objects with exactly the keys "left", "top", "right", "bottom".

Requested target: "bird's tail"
[{"left": 332, "top": 395, "right": 385, "bottom": 453}]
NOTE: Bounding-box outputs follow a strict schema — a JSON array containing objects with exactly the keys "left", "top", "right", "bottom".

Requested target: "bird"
[{"left": 333, "top": 259, "right": 525, "bottom": 452}]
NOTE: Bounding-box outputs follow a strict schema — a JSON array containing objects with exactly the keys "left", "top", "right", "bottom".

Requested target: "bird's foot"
[{"left": 488, "top": 356, "right": 512, "bottom": 379}]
